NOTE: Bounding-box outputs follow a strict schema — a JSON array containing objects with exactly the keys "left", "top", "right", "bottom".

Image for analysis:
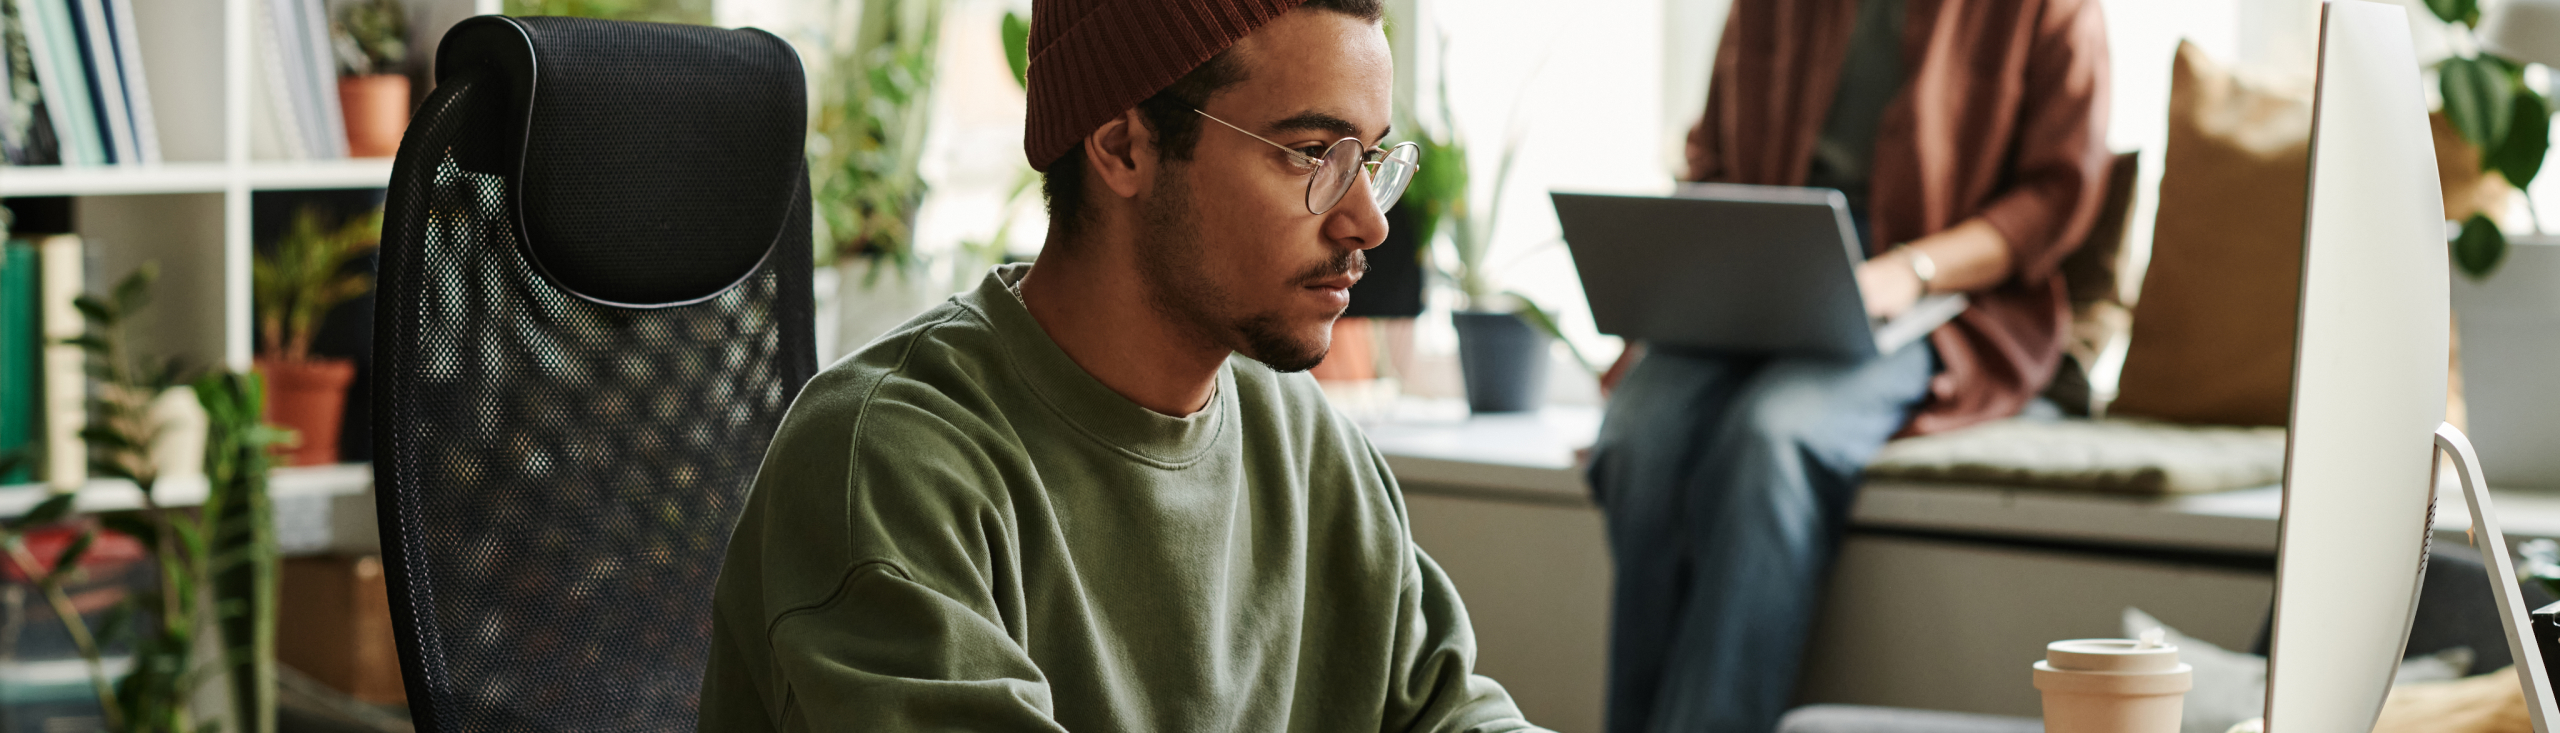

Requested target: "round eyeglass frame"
[{"left": 1195, "top": 109, "right": 1423, "bottom": 216}]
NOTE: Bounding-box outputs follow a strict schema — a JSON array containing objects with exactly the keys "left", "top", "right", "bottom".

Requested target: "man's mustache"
[{"left": 1293, "top": 250, "right": 1367, "bottom": 286}]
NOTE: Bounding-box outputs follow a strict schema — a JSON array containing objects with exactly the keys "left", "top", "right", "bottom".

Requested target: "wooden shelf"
[{"left": 0, "top": 159, "right": 394, "bottom": 197}]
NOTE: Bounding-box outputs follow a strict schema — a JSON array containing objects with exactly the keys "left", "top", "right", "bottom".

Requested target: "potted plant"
[
  {"left": 1404, "top": 53, "right": 1592, "bottom": 413},
  {"left": 2428, "top": 0, "right": 2552, "bottom": 277},
  {"left": 812, "top": 0, "right": 945, "bottom": 354},
  {"left": 252, "top": 206, "right": 380, "bottom": 467},
  {"left": 5, "top": 264, "right": 288, "bottom": 733},
  {"left": 946, "top": 9, "right": 1036, "bottom": 297},
  {"left": 2428, "top": 0, "right": 2560, "bottom": 489},
  {"left": 331, "top": 0, "right": 408, "bottom": 159}
]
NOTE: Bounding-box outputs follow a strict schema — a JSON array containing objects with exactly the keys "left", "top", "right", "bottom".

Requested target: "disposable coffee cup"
[{"left": 2033, "top": 637, "right": 2192, "bottom": 733}]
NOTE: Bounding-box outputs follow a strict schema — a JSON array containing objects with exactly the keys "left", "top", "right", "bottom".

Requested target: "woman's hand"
[
  {"left": 1856, "top": 252, "right": 1925, "bottom": 320},
  {"left": 1600, "top": 342, "right": 1645, "bottom": 398},
  {"left": 1858, "top": 218, "right": 2017, "bottom": 320}
]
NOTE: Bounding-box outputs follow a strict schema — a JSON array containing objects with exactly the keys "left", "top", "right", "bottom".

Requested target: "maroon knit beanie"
[{"left": 1022, "top": 0, "right": 1309, "bottom": 172}]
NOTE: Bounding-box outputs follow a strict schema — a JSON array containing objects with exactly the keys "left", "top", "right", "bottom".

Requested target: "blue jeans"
[{"left": 1587, "top": 344, "right": 1936, "bottom": 733}]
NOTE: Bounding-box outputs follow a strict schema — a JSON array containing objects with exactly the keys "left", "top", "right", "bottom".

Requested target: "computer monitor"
[{"left": 2265, "top": 2, "right": 2559, "bottom": 730}]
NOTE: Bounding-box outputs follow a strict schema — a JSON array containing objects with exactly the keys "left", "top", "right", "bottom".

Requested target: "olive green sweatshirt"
[{"left": 700, "top": 265, "right": 1542, "bottom": 732}]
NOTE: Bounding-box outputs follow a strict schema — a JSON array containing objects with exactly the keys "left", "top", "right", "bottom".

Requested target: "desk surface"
[{"left": 1359, "top": 402, "right": 2560, "bottom": 555}]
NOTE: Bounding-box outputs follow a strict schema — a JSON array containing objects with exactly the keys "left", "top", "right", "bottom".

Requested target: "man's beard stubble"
[{"left": 1135, "top": 169, "right": 1364, "bottom": 374}]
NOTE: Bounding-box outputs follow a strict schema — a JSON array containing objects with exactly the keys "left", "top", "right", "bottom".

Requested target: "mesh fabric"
[{"left": 372, "top": 20, "right": 816, "bottom": 731}]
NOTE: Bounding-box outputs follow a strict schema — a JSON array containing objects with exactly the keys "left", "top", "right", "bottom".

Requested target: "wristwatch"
[{"left": 1904, "top": 247, "right": 1938, "bottom": 296}]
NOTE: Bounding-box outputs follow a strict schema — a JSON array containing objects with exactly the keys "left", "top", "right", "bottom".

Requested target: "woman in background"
[{"left": 1587, "top": 2, "right": 2113, "bottom": 732}]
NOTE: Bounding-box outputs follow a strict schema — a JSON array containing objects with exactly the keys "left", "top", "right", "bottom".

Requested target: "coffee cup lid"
[{"left": 2046, "top": 638, "right": 2180, "bottom": 673}]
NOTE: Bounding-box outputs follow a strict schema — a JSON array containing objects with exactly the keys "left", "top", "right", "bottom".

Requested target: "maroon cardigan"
[{"left": 1685, "top": 0, "right": 2113, "bottom": 435}]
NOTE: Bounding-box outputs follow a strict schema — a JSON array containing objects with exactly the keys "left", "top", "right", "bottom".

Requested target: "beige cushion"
[
  {"left": 2374, "top": 666, "right": 2531, "bottom": 733},
  {"left": 2108, "top": 41, "right": 2312, "bottom": 427},
  {"left": 2109, "top": 42, "right": 2493, "bottom": 428},
  {"left": 1865, "top": 417, "right": 2286, "bottom": 495}
]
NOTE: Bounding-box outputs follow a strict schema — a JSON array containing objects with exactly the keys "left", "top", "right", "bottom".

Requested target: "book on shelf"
[
  {"left": 247, "top": 0, "right": 307, "bottom": 161},
  {"left": 248, "top": 0, "right": 347, "bottom": 162},
  {"left": 1, "top": 0, "right": 66, "bottom": 166},
  {"left": 95, "top": 0, "right": 157, "bottom": 163},
  {"left": 0, "top": 243, "right": 33, "bottom": 485},
  {"left": 69, "top": 0, "right": 137, "bottom": 165},
  {"left": 33, "top": 234, "right": 76, "bottom": 490},
  {"left": 13, "top": 0, "right": 103, "bottom": 166},
  {"left": 0, "top": 231, "right": 73, "bottom": 489},
  {"left": 286, "top": 0, "right": 343, "bottom": 159},
  {"left": 0, "top": 0, "right": 181, "bottom": 167}
]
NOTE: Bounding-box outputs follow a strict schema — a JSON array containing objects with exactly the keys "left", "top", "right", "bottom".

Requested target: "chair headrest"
[{"left": 433, "top": 16, "right": 807, "bottom": 308}]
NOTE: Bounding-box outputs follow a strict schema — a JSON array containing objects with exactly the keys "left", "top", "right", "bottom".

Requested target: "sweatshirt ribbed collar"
[{"left": 964, "top": 264, "right": 1232, "bottom": 467}]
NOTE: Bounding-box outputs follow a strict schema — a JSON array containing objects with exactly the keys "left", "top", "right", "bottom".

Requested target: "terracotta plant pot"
[
  {"left": 338, "top": 74, "right": 411, "bottom": 158},
  {"left": 256, "top": 357, "right": 356, "bottom": 466},
  {"left": 1308, "top": 317, "right": 1377, "bottom": 381}
]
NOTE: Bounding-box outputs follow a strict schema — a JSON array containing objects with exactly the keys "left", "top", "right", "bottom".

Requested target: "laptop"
[{"left": 1552, "top": 183, "right": 1966, "bottom": 360}]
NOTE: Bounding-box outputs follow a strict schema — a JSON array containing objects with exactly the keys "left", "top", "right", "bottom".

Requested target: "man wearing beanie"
[{"left": 698, "top": 0, "right": 1545, "bottom": 730}]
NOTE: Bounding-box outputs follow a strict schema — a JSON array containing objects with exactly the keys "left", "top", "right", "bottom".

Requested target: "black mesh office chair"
[{"left": 371, "top": 16, "right": 815, "bottom": 732}]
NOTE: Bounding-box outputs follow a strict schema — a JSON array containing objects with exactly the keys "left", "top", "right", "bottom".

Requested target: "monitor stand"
[{"left": 2434, "top": 422, "right": 2560, "bottom": 732}]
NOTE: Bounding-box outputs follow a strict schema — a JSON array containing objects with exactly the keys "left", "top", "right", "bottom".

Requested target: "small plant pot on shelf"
[
  {"left": 337, "top": 74, "right": 411, "bottom": 158},
  {"left": 257, "top": 357, "right": 356, "bottom": 466},
  {"left": 1308, "top": 318, "right": 1377, "bottom": 381},
  {"left": 1453, "top": 310, "right": 1549, "bottom": 414}
]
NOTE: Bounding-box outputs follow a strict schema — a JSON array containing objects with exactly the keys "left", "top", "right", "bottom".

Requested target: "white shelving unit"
[
  {"left": 0, "top": 0, "right": 494, "bottom": 370},
  {"left": 0, "top": 0, "right": 508, "bottom": 530}
]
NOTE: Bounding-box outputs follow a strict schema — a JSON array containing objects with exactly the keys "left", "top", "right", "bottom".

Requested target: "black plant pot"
[
  {"left": 1346, "top": 205, "right": 1427, "bottom": 318},
  {"left": 1454, "top": 311, "right": 1550, "bottom": 413}
]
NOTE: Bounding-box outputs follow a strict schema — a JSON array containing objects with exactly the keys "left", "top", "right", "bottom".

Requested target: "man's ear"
[{"left": 1084, "top": 109, "right": 1152, "bottom": 201}]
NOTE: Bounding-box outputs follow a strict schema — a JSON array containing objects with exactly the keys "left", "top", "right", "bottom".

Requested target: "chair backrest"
[{"left": 371, "top": 16, "right": 814, "bottom": 732}]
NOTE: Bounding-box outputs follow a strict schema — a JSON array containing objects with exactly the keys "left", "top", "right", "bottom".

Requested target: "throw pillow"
[
  {"left": 2109, "top": 42, "right": 2311, "bottom": 427},
  {"left": 2110, "top": 42, "right": 2491, "bottom": 428}
]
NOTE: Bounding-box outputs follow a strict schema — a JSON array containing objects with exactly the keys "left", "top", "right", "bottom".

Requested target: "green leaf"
[
  {"left": 2455, "top": 213, "right": 2508, "bottom": 278},
  {"left": 2425, "top": 0, "right": 2479, "bottom": 25},
  {"left": 110, "top": 265, "right": 155, "bottom": 314},
  {"left": 44, "top": 531, "right": 93, "bottom": 584},
  {"left": 95, "top": 601, "right": 135, "bottom": 647},
  {"left": 2495, "top": 88, "right": 2553, "bottom": 191},
  {"left": 95, "top": 512, "right": 156, "bottom": 553},
  {"left": 77, "top": 426, "right": 138, "bottom": 452},
  {"left": 11, "top": 493, "right": 76, "bottom": 530},
  {"left": 85, "top": 457, "right": 137, "bottom": 483},
  {"left": 2444, "top": 57, "right": 2515, "bottom": 152},
  {"left": 1002, "top": 12, "right": 1031, "bottom": 90},
  {"left": 70, "top": 296, "right": 115, "bottom": 325},
  {"left": 170, "top": 520, "right": 203, "bottom": 560},
  {"left": 61, "top": 334, "right": 110, "bottom": 354},
  {"left": 1503, "top": 290, "right": 1597, "bottom": 376}
]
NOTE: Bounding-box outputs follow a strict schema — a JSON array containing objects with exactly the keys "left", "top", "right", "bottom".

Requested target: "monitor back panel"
[{"left": 2265, "top": 3, "right": 2452, "bottom": 730}]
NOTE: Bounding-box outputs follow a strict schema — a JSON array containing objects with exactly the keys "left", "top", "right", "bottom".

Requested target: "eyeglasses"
[{"left": 1195, "top": 109, "right": 1421, "bottom": 216}]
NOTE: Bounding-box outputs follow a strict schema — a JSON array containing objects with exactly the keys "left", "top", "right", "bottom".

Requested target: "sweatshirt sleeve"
[
  {"left": 1381, "top": 544, "right": 1552, "bottom": 733},
  {"left": 709, "top": 361, "right": 1064, "bottom": 732},
  {"left": 1976, "top": 0, "right": 2113, "bottom": 283},
  {"left": 761, "top": 563, "right": 1068, "bottom": 732}
]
